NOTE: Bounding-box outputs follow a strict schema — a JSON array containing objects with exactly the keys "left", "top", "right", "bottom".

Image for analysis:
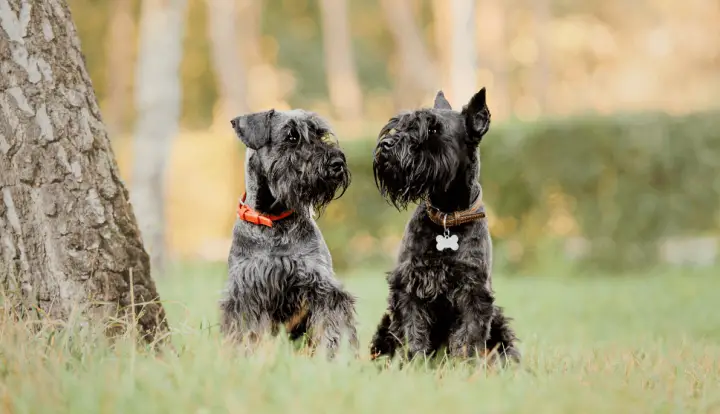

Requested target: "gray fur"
[{"left": 220, "top": 109, "right": 358, "bottom": 359}]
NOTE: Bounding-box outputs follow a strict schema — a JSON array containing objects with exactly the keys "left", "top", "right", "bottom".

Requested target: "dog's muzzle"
[
  {"left": 328, "top": 157, "right": 345, "bottom": 178},
  {"left": 375, "top": 137, "right": 397, "bottom": 162},
  {"left": 378, "top": 137, "right": 395, "bottom": 152}
]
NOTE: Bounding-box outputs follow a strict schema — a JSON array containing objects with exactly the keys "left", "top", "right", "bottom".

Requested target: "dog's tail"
[
  {"left": 370, "top": 310, "right": 400, "bottom": 360},
  {"left": 486, "top": 306, "right": 521, "bottom": 364}
]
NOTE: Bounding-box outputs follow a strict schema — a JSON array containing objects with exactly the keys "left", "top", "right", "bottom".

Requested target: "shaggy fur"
[
  {"left": 369, "top": 89, "right": 521, "bottom": 365},
  {"left": 220, "top": 109, "right": 358, "bottom": 358}
]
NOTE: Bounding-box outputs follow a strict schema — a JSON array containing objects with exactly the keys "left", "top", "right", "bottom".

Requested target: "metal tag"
[
  {"left": 435, "top": 215, "right": 459, "bottom": 251},
  {"left": 436, "top": 233, "right": 459, "bottom": 251}
]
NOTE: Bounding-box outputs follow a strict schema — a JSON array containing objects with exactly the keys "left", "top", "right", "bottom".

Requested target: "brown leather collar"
[{"left": 425, "top": 193, "right": 486, "bottom": 227}]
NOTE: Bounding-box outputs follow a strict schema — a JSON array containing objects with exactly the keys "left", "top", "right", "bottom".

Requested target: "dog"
[
  {"left": 368, "top": 88, "right": 521, "bottom": 365},
  {"left": 219, "top": 109, "right": 359, "bottom": 359}
]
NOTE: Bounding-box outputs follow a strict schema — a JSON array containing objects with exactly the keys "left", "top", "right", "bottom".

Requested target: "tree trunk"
[
  {"left": 0, "top": 0, "right": 167, "bottom": 341},
  {"left": 379, "top": 0, "right": 438, "bottom": 110},
  {"left": 318, "top": 0, "right": 363, "bottom": 121},
  {"left": 206, "top": 0, "right": 249, "bottom": 125},
  {"left": 448, "top": 0, "right": 477, "bottom": 106},
  {"left": 132, "top": 0, "right": 188, "bottom": 277},
  {"left": 105, "top": 0, "right": 135, "bottom": 137}
]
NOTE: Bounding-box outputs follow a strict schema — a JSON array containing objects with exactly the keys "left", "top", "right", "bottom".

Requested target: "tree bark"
[
  {"left": 131, "top": 0, "right": 188, "bottom": 277},
  {"left": 0, "top": 0, "right": 167, "bottom": 341},
  {"left": 206, "top": 0, "right": 249, "bottom": 125},
  {"left": 448, "top": 0, "right": 477, "bottom": 106},
  {"left": 318, "top": 0, "right": 363, "bottom": 121},
  {"left": 379, "top": 0, "right": 438, "bottom": 110}
]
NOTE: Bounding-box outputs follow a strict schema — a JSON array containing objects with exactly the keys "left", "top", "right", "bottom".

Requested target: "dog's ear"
[
  {"left": 231, "top": 109, "right": 275, "bottom": 150},
  {"left": 462, "top": 88, "right": 491, "bottom": 144},
  {"left": 433, "top": 90, "right": 452, "bottom": 110}
]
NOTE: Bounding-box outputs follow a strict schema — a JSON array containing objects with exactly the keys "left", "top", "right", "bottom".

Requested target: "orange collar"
[{"left": 236, "top": 193, "right": 294, "bottom": 227}]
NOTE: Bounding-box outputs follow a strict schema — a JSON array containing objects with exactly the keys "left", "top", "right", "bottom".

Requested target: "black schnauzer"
[
  {"left": 220, "top": 109, "right": 359, "bottom": 358},
  {"left": 369, "top": 88, "right": 521, "bottom": 365}
]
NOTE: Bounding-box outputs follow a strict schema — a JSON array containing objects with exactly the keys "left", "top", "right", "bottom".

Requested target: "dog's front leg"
[
  {"left": 220, "top": 283, "right": 272, "bottom": 349},
  {"left": 220, "top": 308, "right": 273, "bottom": 352},
  {"left": 308, "top": 287, "right": 359, "bottom": 359},
  {"left": 402, "top": 295, "right": 433, "bottom": 361},
  {"left": 448, "top": 286, "right": 495, "bottom": 359}
]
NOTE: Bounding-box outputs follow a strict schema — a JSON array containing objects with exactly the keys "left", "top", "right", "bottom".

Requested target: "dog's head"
[
  {"left": 373, "top": 88, "right": 491, "bottom": 209},
  {"left": 231, "top": 109, "right": 350, "bottom": 213}
]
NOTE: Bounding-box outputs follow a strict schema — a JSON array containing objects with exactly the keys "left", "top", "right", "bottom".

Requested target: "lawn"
[{"left": 1, "top": 263, "right": 719, "bottom": 413}]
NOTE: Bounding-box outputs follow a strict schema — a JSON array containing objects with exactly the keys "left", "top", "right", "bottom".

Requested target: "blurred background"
[{"left": 68, "top": 0, "right": 720, "bottom": 277}]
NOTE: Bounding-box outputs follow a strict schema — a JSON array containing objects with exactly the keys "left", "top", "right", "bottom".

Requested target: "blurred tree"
[
  {"left": 236, "top": 0, "right": 265, "bottom": 111},
  {"left": 0, "top": 0, "right": 167, "bottom": 341},
  {"left": 179, "top": 0, "right": 216, "bottom": 129},
  {"left": 206, "top": 0, "right": 249, "bottom": 124},
  {"left": 531, "top": 0, "right": 550, "bottom": 113},
  {"left": 66, "top": 0, "right": 111, "bottom": 107},
  {"left": 132, "top": 0, "right": 189, "bottom": 277},
  {"left": 476, "top": 0, "right": 511, "bottom": 118},
  {"left": 105, "top": 0, "right": 137, "bottom": 136},
  {"left": 448, "top": 0, "right": 477, "bottom": 106},
  {"left": 430, "top": 0, "right": 451, "bottom": 89},
  {"left": 379, "top": 0, "right": 438, "bottom": 110},
  {"left": 237, "top": 0, "right": 263, "bottom": 66},
  {"left": 318, "top": 0, "right": 363, "bottom": 121}
]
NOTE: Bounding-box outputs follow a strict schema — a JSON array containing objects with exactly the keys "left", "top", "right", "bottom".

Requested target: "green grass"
[{"left": 2, "top": 264, "right": 720, "bottom": 413}]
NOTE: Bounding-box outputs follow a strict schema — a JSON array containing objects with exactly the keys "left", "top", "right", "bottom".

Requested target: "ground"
[{"left": 1, "top": 263, "right": 719, "bottom": 413}]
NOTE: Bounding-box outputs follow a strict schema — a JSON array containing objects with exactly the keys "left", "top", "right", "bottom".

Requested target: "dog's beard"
[
  {"left": 373, "top": 145, "right": 458, "bottom": 210},
  {"left": 267, "top": 158, "right": 350, "bottom": 215}
]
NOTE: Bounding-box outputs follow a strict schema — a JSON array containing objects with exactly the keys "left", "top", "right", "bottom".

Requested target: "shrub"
[{"left": 319, "top": 111, "right": 720, "bottom": 272}]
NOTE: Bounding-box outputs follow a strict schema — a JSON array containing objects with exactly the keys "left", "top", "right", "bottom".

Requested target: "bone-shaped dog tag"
[{"left": 436, "top": 234, "right": 459, "bottom": 251}]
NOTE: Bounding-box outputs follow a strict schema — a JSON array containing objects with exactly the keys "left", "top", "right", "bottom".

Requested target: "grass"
[{"left": 2, "top": 263, "right": 720, "bottom": 413}]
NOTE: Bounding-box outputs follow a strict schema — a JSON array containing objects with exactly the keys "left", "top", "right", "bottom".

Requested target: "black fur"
[{"left": 369, "top": 88, "right": 521, "bottom": 365}]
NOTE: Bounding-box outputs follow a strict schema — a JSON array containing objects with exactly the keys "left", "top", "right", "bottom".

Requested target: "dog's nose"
[
  {"left": 230, "top": 118, "right": 238, "bottom": 129},
  {"left": 329, "top": 159, "right": 345, "bottom": 176}
]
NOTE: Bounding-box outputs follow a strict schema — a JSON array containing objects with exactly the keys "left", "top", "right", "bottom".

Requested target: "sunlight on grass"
[{"left": 1, "top": 264, "right": 719, "bottom": 413}]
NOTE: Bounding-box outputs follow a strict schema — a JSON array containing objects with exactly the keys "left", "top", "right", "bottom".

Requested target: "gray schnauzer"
[
  {"left": 220, "top": 109, "right": 359, "bottom": 358},
  {"left": 368, "top": 88, "right": 521, "bottom": 365}
]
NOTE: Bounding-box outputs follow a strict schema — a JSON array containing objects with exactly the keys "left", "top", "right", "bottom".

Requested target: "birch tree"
[
  {"left": 131, "top": 0, "right": 188, "bottom": 277},
  {"left": 206, "top": 0, "right": 249, "bottom": 125},
  {"left": 318, "top": 0, "right": 363, "bottom": 121},
  {"left": 379, "top": 0, "right": 438, "bottom": 109},
  {"left": 448, "top": 0, "right": 477, "bottom": 106},
  {"left": 0, "top": 0, "right": 167, "bottom": 341}
]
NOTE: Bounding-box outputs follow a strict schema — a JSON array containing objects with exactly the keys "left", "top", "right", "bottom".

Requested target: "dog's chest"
[
  {"left": 405, "top": 227, "right": 487, "bottom": 261},
  {"left": 396, "top": 221, "right": 491, "bottom": 299}
]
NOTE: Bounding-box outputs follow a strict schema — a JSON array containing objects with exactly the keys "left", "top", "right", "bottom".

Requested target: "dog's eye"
[
  {"left": 320, "top": 133, "right": 335, "bottom": 144},
  {"left": 287, "top": 129, "right": 299, "bottom": 143},
  {"left": 428, "top": 127, "right": 438, "bottom": 135}
]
